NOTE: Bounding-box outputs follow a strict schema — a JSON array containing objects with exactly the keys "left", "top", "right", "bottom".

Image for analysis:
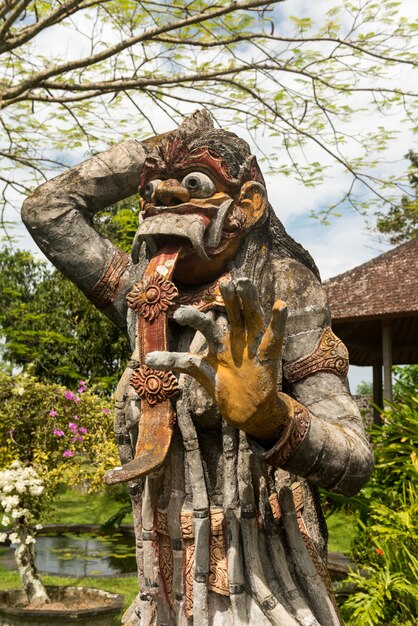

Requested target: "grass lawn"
[
  {"left": 326, "top": 511, "right": 357, "bottom": 555},
  {"left": 48, "top": 485, "right": 133, "bottom": 525}
]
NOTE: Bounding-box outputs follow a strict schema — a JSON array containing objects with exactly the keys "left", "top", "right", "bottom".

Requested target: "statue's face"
[{"left": 133, "top": 145, "right": 267, "bottom": 285}]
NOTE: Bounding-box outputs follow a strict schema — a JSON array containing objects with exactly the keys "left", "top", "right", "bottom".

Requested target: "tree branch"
[
  {"left": 0, "top": 0, "right": 109, "bottom": 51},
  {"left": 0, "top": 0, "right": 32, "bottom": 39},
  {"left": 2, "top": 0, "right": 284, "bottom": 99}
]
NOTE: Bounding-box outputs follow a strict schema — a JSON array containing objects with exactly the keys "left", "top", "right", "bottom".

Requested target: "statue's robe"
[{"left": 22, "top": 140, "right": 373, "bottom": 626}]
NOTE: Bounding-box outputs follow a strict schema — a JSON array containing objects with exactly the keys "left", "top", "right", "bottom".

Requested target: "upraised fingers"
[
  {"left": 173, "top": 306, "right": 223, "bottom": 354},
  {"left": 145, "top": 351, "right": 216, "bottom": 394},
  {"left": 235, "top": 278, "right": 264, "bottom": 352},
  {"left": 257, "top": 300, "right": 288, "bottom": 363},
  {"left": 219, "top": 278, "right": 244, "bottom": 333},
  {"left": 219, "top": 278, "right": 245, "bottom": 362}
]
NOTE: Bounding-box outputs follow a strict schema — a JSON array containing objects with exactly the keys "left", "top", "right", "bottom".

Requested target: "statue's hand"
[{"left": 146, "top": 278, "right": 292, "bottom": 441}]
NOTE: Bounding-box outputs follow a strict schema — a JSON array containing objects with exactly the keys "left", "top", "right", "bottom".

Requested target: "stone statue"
[{"left": 22, "top": 111, "right": 373, "bottom": 626}]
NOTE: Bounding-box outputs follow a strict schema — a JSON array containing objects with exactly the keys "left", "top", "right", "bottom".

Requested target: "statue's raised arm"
[
  {"left": 21, "top": 139, "right": 150, "bottom": 327},
  {"left": 22, "top": 111, "right": 373, "bottom": 626}
]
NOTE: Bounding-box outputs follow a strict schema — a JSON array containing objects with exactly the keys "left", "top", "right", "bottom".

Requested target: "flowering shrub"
[
  {"left": 341, "top": 389, "right": 418, "bottom": 625},
  {"left": 0, "top": 372, "right": 119, "bottom": 492},
  {"left": 0, "top": 373, "right": 121, "bottom": 603},
  {"left": 0, "top": 461, "right": 46, "bottom": 546}
]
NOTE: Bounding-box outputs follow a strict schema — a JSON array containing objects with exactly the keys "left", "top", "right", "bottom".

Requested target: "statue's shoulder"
[
  {"left": 266, "top": 256, "right": 326, "bottom": 307},
  {"left": 256, "top": 256, "right": 330, "bottom": 342}
]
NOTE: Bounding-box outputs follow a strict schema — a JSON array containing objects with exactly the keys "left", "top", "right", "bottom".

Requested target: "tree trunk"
[{"left": 14, "top": 524, "right": 50, "bottom": 605}]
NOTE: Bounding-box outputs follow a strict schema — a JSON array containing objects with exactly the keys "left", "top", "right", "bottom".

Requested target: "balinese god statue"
[{"left": 22, "top": 110, "right": 373, "bottom": 626}]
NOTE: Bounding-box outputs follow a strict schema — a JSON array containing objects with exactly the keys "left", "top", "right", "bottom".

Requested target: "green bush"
[
  {"left": 342, "top": 386, "right": 418, "bottom": 625},
  {"left": 342, "top": 484, "right": 418, "bottom": 625},
  {"left": 0, "top": 247, "right": 129, "bottom": 392}
]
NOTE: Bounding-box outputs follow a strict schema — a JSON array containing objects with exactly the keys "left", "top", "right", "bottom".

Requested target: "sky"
[{"left": 4, "top": 0, "right": 417, "bottom": 391}]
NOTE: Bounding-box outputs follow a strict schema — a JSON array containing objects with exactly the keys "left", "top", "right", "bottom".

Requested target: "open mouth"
[{"left": 131, "top": 199, "right": 233, "bottom": 263}]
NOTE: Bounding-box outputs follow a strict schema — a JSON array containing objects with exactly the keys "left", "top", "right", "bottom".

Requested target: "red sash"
[{"left": 104, "top": 247, "right": 181, "bottom": 484}]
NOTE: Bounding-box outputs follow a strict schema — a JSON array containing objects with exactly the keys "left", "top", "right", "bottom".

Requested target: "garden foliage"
[
  {"left": 0, "top": 372, "right": 120, "bottom": 601},
  {"left": 341, "top": 373, "right": 418, "bottom": 625},
  {"left": 0, "top": 372, "right": 118, "bottom": 494},
  {"left": 0, "top": 247, "right": 129, "bottom": 391}
]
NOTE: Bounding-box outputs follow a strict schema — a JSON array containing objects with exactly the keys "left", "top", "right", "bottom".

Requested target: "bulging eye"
[
  {"left": 181, "top": 172, "right": 216, "bottom": 198},
  {"left": 142, "top": 179, "right": 161, "bottom": 201}
]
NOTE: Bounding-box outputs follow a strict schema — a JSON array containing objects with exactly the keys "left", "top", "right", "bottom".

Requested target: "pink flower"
[
  {"left": 101, "top": 408, "right": 110, "bottom": 415},
  {"left": 49, "top": 410, "right": 57, "bottom": 417},
  {"left": 77, "top": 434, "right": 84, "bottom": 442},
  {"left": 63, "top": 449, "right": 75, "bottom": 458},
  {"left": 79, "top": 427, "right": 87, "bottom": 435},
  {"left": 77, "top": 382, "right": 87, "bottom": 393},
  {"left": 53, "top": 428, "right": 65, "bottom": 437},
  {"left": 64, "top": 391, "right": 76, "bottom": 401},
  {"left": 68, "top": 422, "right": 78, "bottom": 434},
  {"left": 73, "top": 415, "right": 79, "bottom": 421},
  {"left": 74, "top": 396, "right": 81, "bottom": 404}
]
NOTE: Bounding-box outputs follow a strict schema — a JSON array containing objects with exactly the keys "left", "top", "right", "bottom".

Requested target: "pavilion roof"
[{"left": 323, "top": 237, "right": 418, "bottom": 321}]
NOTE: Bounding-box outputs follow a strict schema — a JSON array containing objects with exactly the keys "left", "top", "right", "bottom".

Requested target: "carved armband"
[
  {"left": 255, "top": 398, "right": 311, "bottom": 468},
  {"left": 283, "top": 327, "right": 349, "bottom": 384},
  {"left": 90, "top": 249, "right": 130, "bottom": 309}
]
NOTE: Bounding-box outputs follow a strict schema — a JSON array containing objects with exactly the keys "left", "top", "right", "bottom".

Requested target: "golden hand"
[{"left": 146, "top": 278, "right": 292, "bottom": 441}]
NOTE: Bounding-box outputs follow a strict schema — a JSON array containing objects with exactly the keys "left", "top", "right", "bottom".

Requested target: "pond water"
[{"left": 34, "top": 532, "right": 137, "bottom": 577}]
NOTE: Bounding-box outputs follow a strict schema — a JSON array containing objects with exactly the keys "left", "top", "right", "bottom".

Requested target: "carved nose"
[{"left": 155, "top": 179, "right": 190, "bottom": 206}]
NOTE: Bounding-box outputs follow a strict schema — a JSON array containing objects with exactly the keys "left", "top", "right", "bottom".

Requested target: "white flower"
[
  {"left": 1, "top": 515, "right": 10, "bottom": 526},
  {"left": 35, "top": 524, "right": 43, "bottom": 530},
  {"left": 25, "top": 536, "right": 36, "bottom": 545},
  {"left": 9, "top": 532, "right": 20, "bottom": 544},
  {"left": 29, "top": 485, "right": 44, "bottom": 496},
  {"left": 16, "top": 387, "right": 25, "bottom": 396},
  {"left": 1, "top": 495, "right": 19, "bottom": 512},
  {"left": 0, "top": 463, "right": 45, "bottom": 522},
  {"left": 0, "top": 533, "right": 7, "bottom": 542}
]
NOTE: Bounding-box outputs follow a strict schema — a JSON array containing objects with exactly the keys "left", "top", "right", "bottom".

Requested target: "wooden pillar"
[
  {"left": 372, "top": 362, "right": 383, "bottom": 424},
  {"left": 382, "top": 321, "right": 393, "bottom": 404}
]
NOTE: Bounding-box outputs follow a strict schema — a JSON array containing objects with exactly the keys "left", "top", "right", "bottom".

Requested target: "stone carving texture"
[
  {"left": 89, "top": 249, "right": 129, "bottom": 308},
  {"left": 173, "top": 509, "right": 230, "bottom": 615},
  {"left": 155, "top": 509, "right": 175, "bottom": 610},
  {"left": 21, "top": 109, "right": 374, "bottom": 626},
  {"left": 172, "top": 275, "right": 228, "bottom": 314},
  {"left": 260, "top": 399, "right": 311, "bottom": 468}
]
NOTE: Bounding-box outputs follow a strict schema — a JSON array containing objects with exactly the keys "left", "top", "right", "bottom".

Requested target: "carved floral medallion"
[
  {"left": 130, "top": 365, "right": 179, "bottom": 405},
  {"left": 127, "top": 272, "right": 178, "bottom": 321}
]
